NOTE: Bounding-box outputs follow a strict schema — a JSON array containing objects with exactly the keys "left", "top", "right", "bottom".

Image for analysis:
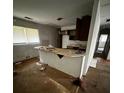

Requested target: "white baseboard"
[{"left": 90, "top": 58, "right": 98, "bottom": 68}]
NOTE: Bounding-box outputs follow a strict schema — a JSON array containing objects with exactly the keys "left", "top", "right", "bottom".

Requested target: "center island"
[{"left": 35, "top": 46, "right": 86, "bottom": 77}]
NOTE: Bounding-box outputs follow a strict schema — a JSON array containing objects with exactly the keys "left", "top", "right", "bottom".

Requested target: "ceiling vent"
[
  {"left": 24, "top": 16, "right": 33, "bottom": 20},
  {"left": 106, "top": 18, "right": 110, "bottom": 22},
  {"left": 57, "top": 17, "right": 64, "bottom": 21}
]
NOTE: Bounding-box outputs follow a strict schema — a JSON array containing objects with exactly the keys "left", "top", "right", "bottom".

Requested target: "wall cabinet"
[{"left": 76, "top": 15, "right": 91, "bottom": 41}]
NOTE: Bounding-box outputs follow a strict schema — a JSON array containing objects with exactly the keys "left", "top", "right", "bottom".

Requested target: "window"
[
  {"left": 13, "top": 26, "right": 40, "bottom": 44},
  {"left": 97, "top": 34, "right": 108, "bottom": 52},
  {"left": 99, "top": 35, "right": 108, "bottom": 42}
]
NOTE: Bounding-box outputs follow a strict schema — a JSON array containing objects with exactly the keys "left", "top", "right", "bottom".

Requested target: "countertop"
[{"left": 35, "top": 46, "right": 85, "bottom": 57}]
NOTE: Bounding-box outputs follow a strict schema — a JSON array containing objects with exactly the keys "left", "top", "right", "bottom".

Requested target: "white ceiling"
[{"left": 13, "top": 0, "right": 94, "bottom": 27}]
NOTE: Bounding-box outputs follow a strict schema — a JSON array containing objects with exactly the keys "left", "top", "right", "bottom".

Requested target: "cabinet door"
[
  {"left": 76, "top": 15, "right": 91, "bottom": 41},
  {"left": 76, "top": 18, "right": 82, "bottom": 40}
]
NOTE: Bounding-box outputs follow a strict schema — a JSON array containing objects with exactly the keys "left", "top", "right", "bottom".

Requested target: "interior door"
[{"left": 94, "top": 28, "right": 110, "bottom": 59}]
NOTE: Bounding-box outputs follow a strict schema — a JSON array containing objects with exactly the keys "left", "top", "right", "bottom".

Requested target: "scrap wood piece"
[
  {"left": 36, "top": 62, "right": 47, "bottom": 71},
  {"left": 40, "top": 66, "right": 46, "bottom": 71},
  {"left": 36, "top": 62, "right": 42, "bottom": 66}
]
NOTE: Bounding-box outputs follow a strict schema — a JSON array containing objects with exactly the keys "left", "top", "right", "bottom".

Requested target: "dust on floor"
[{"left": 13, "top": 58, "right": 110, "bottom": 93}]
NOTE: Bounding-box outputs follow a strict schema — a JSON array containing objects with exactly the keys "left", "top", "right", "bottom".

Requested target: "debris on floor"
[
  {"left": 13, "top": 58, "right": 110, "bottom": 93},
  {"left": 40, "top": 66, "right": 46, "bottom": 71},
  {"left": 36, "top": 62, "right": 47, "bottom": 71},
  {"left": 36, "top": 62, "right": 42, "bottom": 66},
  {"left": 15, "top": 61, "right": 22, "bottom": 65}
]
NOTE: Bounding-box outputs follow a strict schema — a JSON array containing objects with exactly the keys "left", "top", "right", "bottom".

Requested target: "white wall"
[
  {"left": 13, "top": 17, "right": 59, "bottom": 62},
  {"left": 62, "top": 35, "right": 69, "bottom": 48},
  {"left": 61, "top": 25, "right": 76, "bottom": 31},
  {"left": 100, "top": 0, "right": 110, "bottom": 25},
  {"left": 107, "top": 49, "right": 110, "bottom": 60},
  {"left": 80, "top": 0, "right": 100, "bottom": 76},
  {"left": 62, "top": 35, "right": 87, "bottom": 48},
  {"left": 68, "top": 40, "right": 87, "bottom": 47}
]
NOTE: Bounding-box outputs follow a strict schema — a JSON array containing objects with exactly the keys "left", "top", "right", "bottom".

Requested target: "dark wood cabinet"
[{"left": 76, "top": 15, "right": 91, "bottom": 41}]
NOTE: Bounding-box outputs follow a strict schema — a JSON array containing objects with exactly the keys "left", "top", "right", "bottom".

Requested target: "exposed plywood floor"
[
  {"left": 13, "top": 58, "right": 110, "bottom": 93},
  {"left": 85, "top": 61, "right": 110, "bottom": 93}
]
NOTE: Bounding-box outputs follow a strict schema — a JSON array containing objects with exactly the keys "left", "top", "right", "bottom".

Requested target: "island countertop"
[{"left": 35, "top": 46, "right": 85, "bottom": 57}]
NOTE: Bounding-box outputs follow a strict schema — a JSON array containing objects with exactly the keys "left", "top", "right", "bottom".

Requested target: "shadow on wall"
[{"left": 13, "top": 44, "right": 40, "bottom": 62}]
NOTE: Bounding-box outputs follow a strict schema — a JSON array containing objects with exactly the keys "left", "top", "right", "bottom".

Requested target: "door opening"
[{"left": 94, "top": 26, "right": 110, "bottom": 59}]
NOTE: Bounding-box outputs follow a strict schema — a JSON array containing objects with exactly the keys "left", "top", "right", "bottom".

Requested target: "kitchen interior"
[
  {"left": 34, "top": 15, "right": 91, "bottom": 78},
  {"left": 13, "top": 0, "right": 110, "bottom": 93}
]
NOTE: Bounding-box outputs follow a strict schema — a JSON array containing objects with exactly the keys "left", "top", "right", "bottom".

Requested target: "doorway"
[{"left": 94, "top": 27, "right": 110, "bottom": 59}]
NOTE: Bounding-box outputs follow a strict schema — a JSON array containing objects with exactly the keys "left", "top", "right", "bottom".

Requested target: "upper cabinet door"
[{"left": 76, "top": 15, "right": 91, "bottom": 41}]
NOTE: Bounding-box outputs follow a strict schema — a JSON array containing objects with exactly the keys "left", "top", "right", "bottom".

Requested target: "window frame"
[{"left": 13, "top": 26, "right": 40, "bottom": 45}]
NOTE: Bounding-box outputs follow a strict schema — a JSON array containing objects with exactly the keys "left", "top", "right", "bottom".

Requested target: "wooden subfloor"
[{"left": 13, "top": 58, "right": 110, "bottom": 93}]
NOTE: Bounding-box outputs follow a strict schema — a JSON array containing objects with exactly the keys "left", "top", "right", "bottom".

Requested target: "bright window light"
[
  {"left": 13, "top": 26, "right": 40, "bottom": 44},
  {"left": 99, "top": 35, "right": 108, "bottom": 42}
]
